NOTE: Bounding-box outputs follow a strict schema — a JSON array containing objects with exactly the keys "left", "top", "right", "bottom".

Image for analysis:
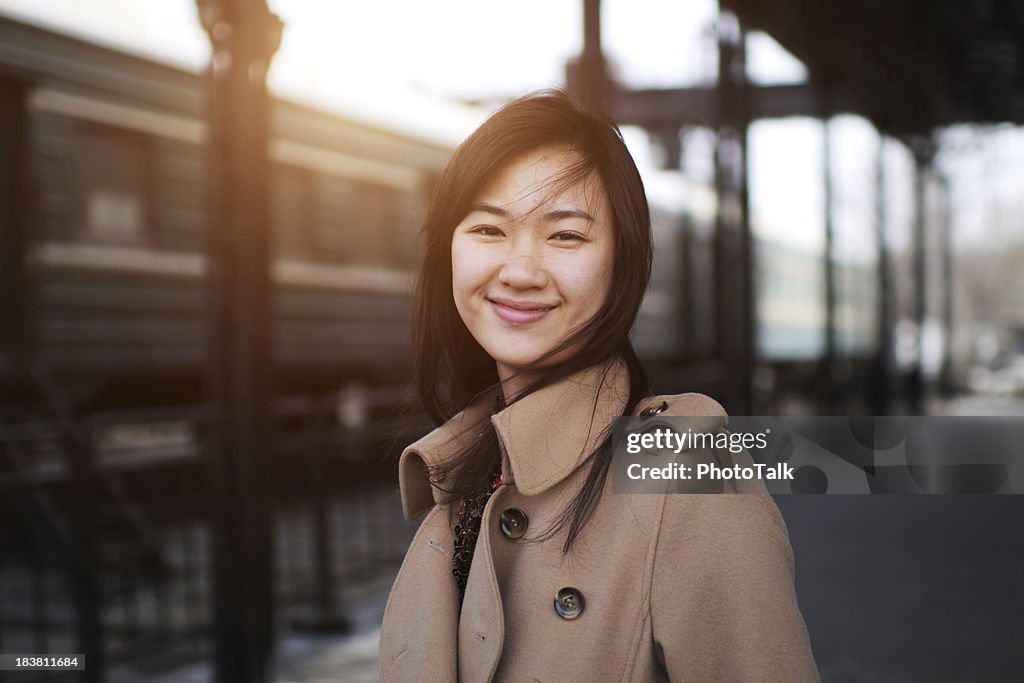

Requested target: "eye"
[
  {"left": 550, "top": 231, "right": 586, "bottom": 243},
  {"left": 469, "top": 225, "right": 504, "bottom": 237}
]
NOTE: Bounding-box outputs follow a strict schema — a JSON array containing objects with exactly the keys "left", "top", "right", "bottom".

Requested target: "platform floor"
[{"left": 275, "top": 499, "right": 1024, "bottom": 682}]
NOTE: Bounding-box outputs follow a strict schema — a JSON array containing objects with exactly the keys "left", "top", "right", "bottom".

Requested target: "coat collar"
[{"left": 398, "top": 360, "right": 631, "bottom": 519}]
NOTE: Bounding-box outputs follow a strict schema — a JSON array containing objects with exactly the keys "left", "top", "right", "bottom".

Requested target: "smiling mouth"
[{"left": 487, "top": 298, "right": 557, "bottom": 325}]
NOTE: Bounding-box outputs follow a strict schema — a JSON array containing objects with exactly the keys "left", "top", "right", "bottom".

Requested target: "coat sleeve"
[{"left": 649, "top": 492, "right": 820, "bottom": 682}]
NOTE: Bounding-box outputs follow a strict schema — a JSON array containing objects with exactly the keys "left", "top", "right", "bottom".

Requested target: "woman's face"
[{"left": 451, "top": 145, "right": 614, "bottom": 386}]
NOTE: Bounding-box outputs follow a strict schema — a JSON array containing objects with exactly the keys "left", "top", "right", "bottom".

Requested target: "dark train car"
[{"left": 0, "top": 15, "right": 465, "bottom": 410}]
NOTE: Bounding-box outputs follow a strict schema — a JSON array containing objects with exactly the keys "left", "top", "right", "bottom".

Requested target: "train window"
[
  {"left": 314, "top": 177, "right": 400, "bottom": 266},
  {"left": 73, "top": 127, "right": 150, "bottom": 244},
  {"left": 272, "top": 165, "right": 312, "bottom": 257}
]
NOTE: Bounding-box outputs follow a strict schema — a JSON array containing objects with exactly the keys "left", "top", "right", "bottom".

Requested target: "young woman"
[{"left": 380, "top": 92, "right": 818, "bottom": 682}]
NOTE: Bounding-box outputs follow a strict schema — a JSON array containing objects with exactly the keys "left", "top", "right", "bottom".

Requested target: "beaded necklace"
[{"left": 451, "top": 466, "right": 503, "bottom": 597}]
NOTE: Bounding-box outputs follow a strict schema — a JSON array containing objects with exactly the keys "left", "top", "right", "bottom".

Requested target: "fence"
[{"left": 0, "top": 380, "right": 423, "bottom": 682}]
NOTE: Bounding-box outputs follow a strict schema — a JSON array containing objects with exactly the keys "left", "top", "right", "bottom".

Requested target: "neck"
[{"left": 496, "top": 363, "right": 540, "bottom": 402}]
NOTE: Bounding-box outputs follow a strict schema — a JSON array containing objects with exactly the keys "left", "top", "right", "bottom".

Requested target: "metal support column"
[
  {"left": 566, "top": 0, "right": 610, "bottom": 112},
  {"left": 872, "top": 136, "right": 891, "bottom": 414},
  {"left": 938, "top": 173, "right": 955, "bottom": 395},
  {"left": 712, "top": 7, "right": 753, "bottom": 414},
  {"left": 0, "top": 77, "right": 31, "bottom": 378},
  {"left": 907, "top": 139, "right": 935, "bottom": 414},
  {"left": 197, "top": 2, "right": 283, "bottom": 681},
  {"left": 822, "top": 117, "right": 837, "bottom": 412}
]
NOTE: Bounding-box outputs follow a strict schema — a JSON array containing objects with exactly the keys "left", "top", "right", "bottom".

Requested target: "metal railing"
[{"left": 0, "top": 377, "right": 424, "bottom": 682}]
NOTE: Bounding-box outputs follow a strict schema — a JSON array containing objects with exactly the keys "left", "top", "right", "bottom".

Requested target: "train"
[{"left": 0, "top": 14, "right": 479, "bottom": 410}]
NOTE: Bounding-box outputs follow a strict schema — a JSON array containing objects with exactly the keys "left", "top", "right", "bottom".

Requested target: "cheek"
[
  {"left": 451, "top": 239, "right": 488, "bottom": 308},
  {"left": 564, "top": 248, "right": 614, "bottom": 312}
]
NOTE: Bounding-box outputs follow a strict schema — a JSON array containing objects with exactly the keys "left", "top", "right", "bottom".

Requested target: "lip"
[{"left": 487, "top": 297, "right": 558, "bottom": 325}]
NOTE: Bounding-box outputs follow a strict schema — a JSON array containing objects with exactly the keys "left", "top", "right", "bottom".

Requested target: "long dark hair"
[{"left": 411, "top": 91, "right": 653, "bottom": 550}]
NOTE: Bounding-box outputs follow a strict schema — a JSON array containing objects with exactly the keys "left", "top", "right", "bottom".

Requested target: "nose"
[{"left": 498, "top": 238, "right": 548, "bottom": 290}]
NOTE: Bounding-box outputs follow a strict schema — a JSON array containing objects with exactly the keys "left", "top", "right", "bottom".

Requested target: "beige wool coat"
[{"left": 380, "top": 361, "right": 819, "bottom": 682}]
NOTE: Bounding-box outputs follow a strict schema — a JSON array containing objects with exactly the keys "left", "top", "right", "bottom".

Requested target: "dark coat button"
[
  {"left": 499, "top": 508, "right": 528, "bottom": 540},
  {"left": 554, "top": 587, "right": 585, "bottom": 620},
  {"left": 639, "top": 400, "right": 668, "bottom": 416}
]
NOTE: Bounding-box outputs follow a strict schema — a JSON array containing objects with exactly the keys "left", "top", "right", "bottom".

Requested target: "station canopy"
[{"left": 727, "top": 0, "right": 1024, "bottom": 135}]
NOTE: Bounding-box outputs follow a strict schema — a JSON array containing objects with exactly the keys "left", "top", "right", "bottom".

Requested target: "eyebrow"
[{"left": 470, "top": 202, "right": 594, "bottom": 223}]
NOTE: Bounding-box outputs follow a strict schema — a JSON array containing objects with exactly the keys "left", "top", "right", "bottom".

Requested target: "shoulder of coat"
[{"left": 633, "top": 392, "right": 727, "bottom": 419}]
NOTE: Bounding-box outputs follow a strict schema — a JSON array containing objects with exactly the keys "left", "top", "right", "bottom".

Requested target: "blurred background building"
[{"left": 1, "top": 1, "right": 1023, "bottom": 681}]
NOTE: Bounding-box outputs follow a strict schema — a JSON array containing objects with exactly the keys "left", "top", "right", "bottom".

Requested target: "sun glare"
[{"left": 268, "top": 0, "right": 580, "bottom": 99}]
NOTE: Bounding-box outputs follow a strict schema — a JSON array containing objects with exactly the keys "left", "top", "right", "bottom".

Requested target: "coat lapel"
[
  {"left": 379, "top": 505, "right": 461, "bottom": 681},
  {"left": 398, "top": 360, "right": 631, "bottom": 518},
  {"left": 457, "top": 490, "right": 506, "bottom": 682},
  {"left": 397, "top": 391, "right": 499, "bottom": 519},
  {"left": 490, "top": 361, "right": 630, "bottom": 496}
]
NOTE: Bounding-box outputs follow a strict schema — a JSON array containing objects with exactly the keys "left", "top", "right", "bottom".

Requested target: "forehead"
[{"left": 476, "top": 145, "right": 609, "bottom": 215}]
